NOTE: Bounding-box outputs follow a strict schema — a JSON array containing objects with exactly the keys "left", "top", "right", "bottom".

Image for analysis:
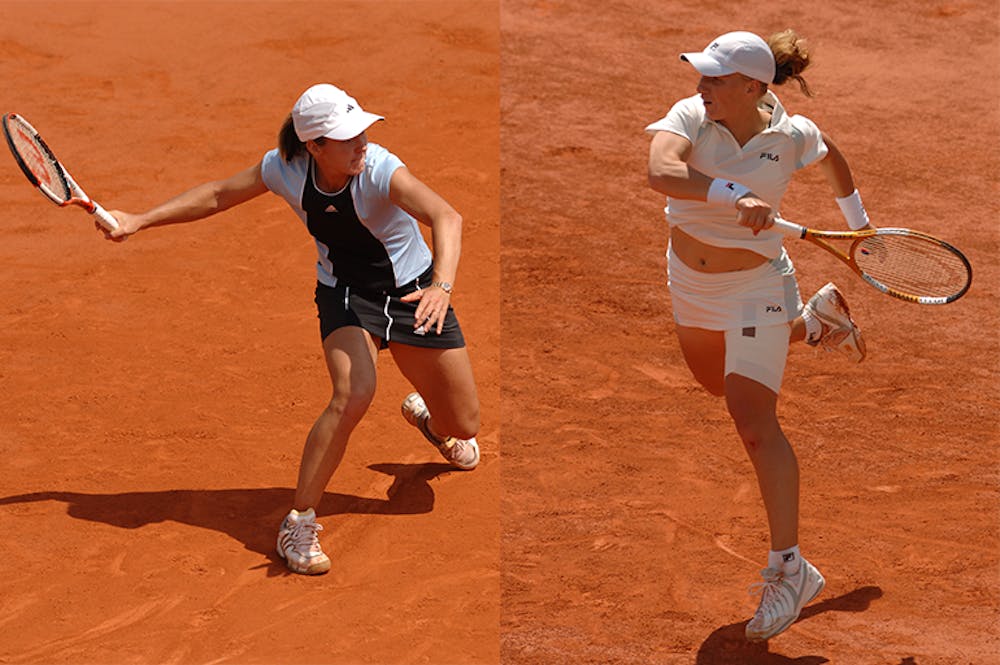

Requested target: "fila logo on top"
[{"left": 760, "top": 152, "right": 779, "bottom": 162}]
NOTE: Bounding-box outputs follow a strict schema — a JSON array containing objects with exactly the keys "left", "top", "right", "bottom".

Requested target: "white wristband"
[
  {"left": 707, "top": 178, "right": 752, "bottom": 208},
  {"left": 836, "top": 189, "right": 870, "bottom": 230}
]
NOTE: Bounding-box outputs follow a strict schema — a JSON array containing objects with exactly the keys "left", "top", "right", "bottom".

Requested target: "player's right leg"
[
  {"left": 674, "top": 324, "right": 726, "bottom": 396},
  {"left": 277, "top": 326, "right": 379, "bottom": 575}
]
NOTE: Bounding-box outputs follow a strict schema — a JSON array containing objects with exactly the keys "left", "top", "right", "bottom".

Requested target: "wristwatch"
[{"left": 431, "top": 281, "right": 453, "bottom": 294}]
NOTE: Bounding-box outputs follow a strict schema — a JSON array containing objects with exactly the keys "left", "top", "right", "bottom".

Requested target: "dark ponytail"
[{"left": 278, "top": 113, "right": 306, "bottom": 162}]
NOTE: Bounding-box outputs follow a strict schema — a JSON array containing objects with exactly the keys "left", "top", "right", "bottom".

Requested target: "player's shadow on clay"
[
  {"left": 694, "top": 585, "right": 890, "bottom": 664},
  {"left": 0, "top": 462, "right": 453, "bottom": 574}
]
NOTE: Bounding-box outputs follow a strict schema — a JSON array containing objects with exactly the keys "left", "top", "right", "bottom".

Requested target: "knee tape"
[{"left": 724, "top": 324, "right": 791, "bottom": 394}]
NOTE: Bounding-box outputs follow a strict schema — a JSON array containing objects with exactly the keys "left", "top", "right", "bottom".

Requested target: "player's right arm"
[
  {"left": 647, "top": 131, "right": 773, "bottom": 233},
  {"left": 647, "top": 131, "right": 705, "bottom": 198},
  {"left": 103, "top": 161, "right": 268, "bottom": 241}
]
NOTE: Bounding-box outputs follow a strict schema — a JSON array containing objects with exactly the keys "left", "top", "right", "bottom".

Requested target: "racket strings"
[
  {"left": 6, "top": 119, "right": 68, "bottom": 199},
  {"left": 854, "top": 235, "right": 969, "bottom": 298}
]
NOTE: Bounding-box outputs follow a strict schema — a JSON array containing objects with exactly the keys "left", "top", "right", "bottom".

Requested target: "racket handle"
[
  {"left": 91, "top": 201, "right": 119, "bottom": 231},
  {"left": 64, "top": 171, "right": 119, "bottom": 231},
  {"left": 771, "top": 217, "right": 806, "bottom": 238}
]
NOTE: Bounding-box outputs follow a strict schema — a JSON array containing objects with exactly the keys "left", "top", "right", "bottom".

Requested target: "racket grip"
[
  {"left": 771, "top": 217, "right": 806, "bottom": 238},
  {"left": 91, "top": 202, "right": 119, "bottom": 231}
]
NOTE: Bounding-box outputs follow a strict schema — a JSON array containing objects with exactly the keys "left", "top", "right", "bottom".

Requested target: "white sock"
[
  {"left": 768, "top": 545, "right": 802, "bottom": 576},
  {"left": 802, "top": 310, "right": 822, "bottom": 345}
]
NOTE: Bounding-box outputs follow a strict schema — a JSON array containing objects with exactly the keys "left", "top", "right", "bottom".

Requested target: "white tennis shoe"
[
  {"left": 276, "top": 508, "right": 331, "bottom": 575},
  {"left": 745, "top": 558, "right": 826, "bottom": 642},
  {"left": 804, "top": 282, "right": 867, "bottom": 362},
  {"left": 401, "top": 392, "right": 480, "bottom": 470}
]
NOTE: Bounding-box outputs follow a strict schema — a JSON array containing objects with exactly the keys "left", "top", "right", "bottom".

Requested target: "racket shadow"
[
  {"left": 0, "top": 461, "right": 456, "bottom": 563},
  {"left": 694, "top": 585, "right": 886, "bottom": 664}
]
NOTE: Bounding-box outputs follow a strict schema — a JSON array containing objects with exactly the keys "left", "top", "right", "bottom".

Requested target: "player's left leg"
[
  {"left": 725, "top": 371, "right": 825, "bottom": 641},
  {"left": 390, "top": 344, "right": 481, "bottom": 468},
  {"left": 725, "top": 373, "right": 798, "bottom": 551}
]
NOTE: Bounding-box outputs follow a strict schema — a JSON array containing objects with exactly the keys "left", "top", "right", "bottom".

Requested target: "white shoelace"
[
  {"left": 290, "top": 519, "right": 324, "bottom": 555},
  {"left": 449, "top": 440, "right": 470, "bottom": 462},
  {"left": 748, "top": 568, "right": 792, "bottom": 625}
]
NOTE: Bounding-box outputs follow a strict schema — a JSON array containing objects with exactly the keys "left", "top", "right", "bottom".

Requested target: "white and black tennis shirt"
[{"left": 260, "top": 143, "right": 433, "bottom": 291}]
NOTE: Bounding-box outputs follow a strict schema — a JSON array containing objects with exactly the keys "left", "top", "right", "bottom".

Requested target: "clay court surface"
[
  {"left": 1, "top": 2, "right": 499, "bottom": 664},
  {"left": 0, "top": 2, "right": 997, "bottom": 665},
  {"left": 501, "top": 1, "right": 998, "bottom": 664}
]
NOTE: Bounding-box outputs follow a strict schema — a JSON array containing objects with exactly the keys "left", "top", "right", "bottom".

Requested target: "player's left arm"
[
  {"left": 390, "top": 167, "right": 462, "bottom": 333},
  {"left": 818, "top": 132, "right": 875, "bottom": 230}
]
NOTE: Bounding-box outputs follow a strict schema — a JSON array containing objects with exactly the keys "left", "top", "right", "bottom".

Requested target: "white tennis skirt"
[{"left": 667, "top": 243, "right": 803, "bottom": 331}]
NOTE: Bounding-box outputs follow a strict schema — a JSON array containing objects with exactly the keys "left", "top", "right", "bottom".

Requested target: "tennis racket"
[
  {"left": 2, "top": 112, "right": 119, "bottom": 231},
  {"left": 772, "top": 218, "right": 971, "bottom": 305}
]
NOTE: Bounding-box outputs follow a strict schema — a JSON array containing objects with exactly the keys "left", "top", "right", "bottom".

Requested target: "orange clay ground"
[
  {"left": 0, "top": 2, "right": 499, "bottom": 664},
  {"left": 500, "top": 1, "right": 998, "bottom": 663}
]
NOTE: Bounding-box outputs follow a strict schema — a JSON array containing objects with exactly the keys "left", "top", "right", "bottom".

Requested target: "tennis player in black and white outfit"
[
  {"left": 646, "top": 31, "right": 874, "bottom": 640},
  {"left": 101, "top": 84, "right": 480, "bottom": 575}
]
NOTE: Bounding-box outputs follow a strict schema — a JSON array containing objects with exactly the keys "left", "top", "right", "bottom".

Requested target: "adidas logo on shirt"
[{"left": 325, "top": 204, "right": 338, "bottom": 213}]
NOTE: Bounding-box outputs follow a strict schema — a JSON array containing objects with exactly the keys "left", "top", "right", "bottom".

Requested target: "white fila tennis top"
[
  {"left": 646, "top": 91, "right": 828, "bottom": 259},
  {"left": 260, "top": 142, "right": 433, "bottom": 291}
]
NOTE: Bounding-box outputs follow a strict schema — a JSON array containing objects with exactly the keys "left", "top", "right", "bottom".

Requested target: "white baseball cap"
[
  {"left": 679, "top": 31, "right": 775, "bottom": 85},
  {"left": 291, "top": 84, "right": 384, "bottom": 142}
]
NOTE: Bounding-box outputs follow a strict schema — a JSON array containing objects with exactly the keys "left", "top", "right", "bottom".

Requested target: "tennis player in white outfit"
[
  {"left": 100, "top": 84, "right": 481, "bottom": 575},
  {"left": 646, "top": 30, "right": 873, "bottom": 641}
]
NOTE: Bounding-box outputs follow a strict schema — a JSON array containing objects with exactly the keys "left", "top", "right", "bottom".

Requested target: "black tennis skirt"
[{"left": 314, "top": 268, "right": 465, "bottom": 350}]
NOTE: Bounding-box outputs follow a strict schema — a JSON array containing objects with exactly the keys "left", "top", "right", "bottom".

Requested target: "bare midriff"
[{"left": 670, "top": 226, "right": 769, "bottom": 273}]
